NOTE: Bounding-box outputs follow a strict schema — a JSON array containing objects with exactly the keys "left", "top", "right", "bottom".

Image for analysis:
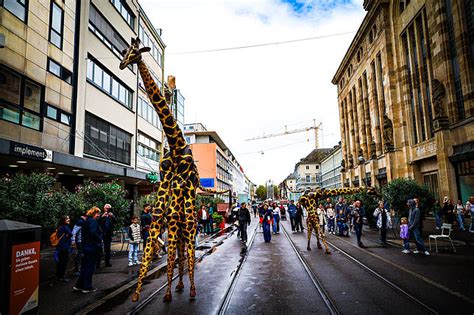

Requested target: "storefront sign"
[
  {"left": 10, "top": 241, "right": 40, "bottom": 315},
  {"left": 414, "top": 141, "right": 436, "bottom": 160},
  {"left": 200, "top": 178, "right": 214, "bottom": 188},
  {"left": 10, "top": 142, "right": 52, "bottom": 162}
]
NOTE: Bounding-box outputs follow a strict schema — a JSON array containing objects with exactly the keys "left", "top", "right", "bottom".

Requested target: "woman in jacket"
[
  {"left": 373, "top": 201, "right": 392, "bottom": 245},
  {"left": 262, "top": 204, "right": 273, "bottom": 242},
  {"left": 56, "top": 215, "right": 73, "bottom": 282},
  {"left": 74, "top": 207, "right": 102, "bottom": 293}
]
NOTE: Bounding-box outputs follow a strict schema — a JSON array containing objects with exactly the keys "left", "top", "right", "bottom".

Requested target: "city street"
[{"left": 36, "top": 218, "right": 474, "bottom": 315}]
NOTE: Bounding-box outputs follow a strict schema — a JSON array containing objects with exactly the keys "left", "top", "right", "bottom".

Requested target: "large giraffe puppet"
[{"left": 120, "top": 38, "right": 228, "bottom": 302}]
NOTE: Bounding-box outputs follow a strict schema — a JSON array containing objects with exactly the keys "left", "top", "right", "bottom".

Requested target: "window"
[
  {"left": 138, "top": 24, "right": 163, "bottom": 67},
  {"left": 423, "top": 172, "right": 439, "bottom": 200},
  {"left": 305, "top": 165, "right": 309, "bottom": 170},
  {"left": 85, "top": 112, "right": 131, "bottom": 164},
  {"left": 89, "top": 5, "right": 129, "bottom": 63},
  {"left": 49, "top": 1, "right": 63, "bottom": 49},
  {"left": 137, "top": 132, "right": 160, "bottom": 162},
  {"left": 138, "top": 97, "right": 161, "bottom": 129},
  {"left": 47, "top": 58, "right": 72, "bottom": 84},
  {"left": 305, "top": 175, "right": 311, "bottom": 183},
  {"left": 45, "top": 104, "right": 71, "bottom": 125},
  {"left": 110, "top": 0, "right": 134, "bottom": 28},
  {"left": 0, "top": 65, "right": 43, "bottom": 130},
  {"left": 316, "top": 165, "right": 319, "bottom": 169},
  {"left": 2, "top": 0, "right": 28, "bottom": 22},
  {"left": 86, "top": 57, "right": 133, "bottom": 109}
]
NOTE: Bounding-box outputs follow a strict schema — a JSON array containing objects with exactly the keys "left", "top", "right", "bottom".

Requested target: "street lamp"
[{"left": 358, "top": 155, "right": 367, "bottom": 187}]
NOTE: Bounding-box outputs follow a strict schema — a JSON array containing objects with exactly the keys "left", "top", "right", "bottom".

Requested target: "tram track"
[
  {"left": 281, "top": 223, "right": 340, "bottom": 315},
  {"left": 299, "top": 221, "right": 439, "bottom": 314},
  {"left": 119, "top": 225, "right": 239, "bottom": 315}
]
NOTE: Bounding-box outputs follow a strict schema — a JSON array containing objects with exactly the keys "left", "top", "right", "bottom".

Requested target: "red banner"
[{"left": 10, "top": 242, "right": 40, "bottom": 315}]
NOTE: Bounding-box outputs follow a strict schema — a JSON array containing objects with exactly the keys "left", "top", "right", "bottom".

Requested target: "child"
[
  {"left": 128, "top": 217, "right": 141, "bottom": 266},
  {"left": 400, "top": 217, "right": 410, "bottom": 254}
]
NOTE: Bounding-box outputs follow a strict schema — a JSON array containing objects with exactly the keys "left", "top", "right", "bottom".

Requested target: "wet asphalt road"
[{"left": 120, "top": 218, "right": 474, "bottom": 315}]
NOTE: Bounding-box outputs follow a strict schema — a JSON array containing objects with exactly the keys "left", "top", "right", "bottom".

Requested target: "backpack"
[{"left": 50, "top": 228, "right": 64, "bottom": 247}]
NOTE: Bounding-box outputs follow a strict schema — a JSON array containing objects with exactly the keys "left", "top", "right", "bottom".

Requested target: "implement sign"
[
  {"left": 10, "top": 242, "right": 40, "bottom": 315},
  {"left": 10, "top": 142, "right": 52, "bottom": 162}
]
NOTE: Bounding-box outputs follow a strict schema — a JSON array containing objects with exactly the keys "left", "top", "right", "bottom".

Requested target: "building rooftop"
[{"left": 297, "top": 148, "right": 333, "bottom": 165}]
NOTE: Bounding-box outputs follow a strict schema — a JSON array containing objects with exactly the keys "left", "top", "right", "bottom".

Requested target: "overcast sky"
[{"left": 139, "top": 0, "right": 366, "bottom": 186}]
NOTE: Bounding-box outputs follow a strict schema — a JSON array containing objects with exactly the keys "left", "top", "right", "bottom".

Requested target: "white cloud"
[{"left": 139, "top": 0, "right": 366, "bottom": 185}]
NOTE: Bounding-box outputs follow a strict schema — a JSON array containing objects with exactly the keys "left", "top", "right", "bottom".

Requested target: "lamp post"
[{"left": 358, "top": 155, "right": 367, "bottom": 187}]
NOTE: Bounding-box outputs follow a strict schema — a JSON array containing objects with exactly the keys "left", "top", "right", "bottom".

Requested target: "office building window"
[
  {"left": 85, "top": 112, "right": 131, "bottom": 164},
  {"left": 0, "top": 65, "right": 43, "bottom": 130},
  {"left": 138, "top": 24, "right": 163, "bottom": 67},
  {"left": 89, "top": 5, "right": 129, "bottom": 64},
  {"left": 45, "top": 104, "right": 71, "bottom": 126},
  {"left": 401, "top": 11, "right": 434, "bottom": 144},
  {"left": 47, "top": 58, "right": 72, "bottom": 84},
  {"left": 110, "top": 0, "right": 134, "bottom": 28},
  {"left": 423, "top": 172, "right": 439, "bottom": 200},
  {"left": 2, "top": 0, "right": 28, "bottom": 22},
  {"left": 49, "top": 1, "right": 63, "bottom": 49},
  {"left": 137, "top": 133, "right": 160, "bottom": 162},
  {"left": 305, "top": 166, "right": 309, "bottom": 170},
  {"left": 86, "top": 57, "right": 132, "bottom": 109},
  {"left": 445, "top": 0, "right": 465, "bottom": 120},
  {"left": 138, "top": 97, "right": 161, "bottom": 129}
]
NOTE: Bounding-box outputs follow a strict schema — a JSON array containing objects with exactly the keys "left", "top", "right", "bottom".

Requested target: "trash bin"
[{"left": 0, "top": 220, "right": 41, "bottom": 315}]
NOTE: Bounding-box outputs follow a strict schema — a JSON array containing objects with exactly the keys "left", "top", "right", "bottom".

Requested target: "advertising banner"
[{"left": 10, "top": 242, "right": 40, "bottom": 315}]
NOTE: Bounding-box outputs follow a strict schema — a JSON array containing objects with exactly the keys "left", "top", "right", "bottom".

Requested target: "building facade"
[
  {"left": 294, "top": 148, "right": 332, "bottom": 191},
  {"left": 321, "top": 144, "right": 343, "bottom": 189},
  {"left": 332, "top": 0, "right": 473, "bottom": 202},
  {"left": 0, "top": 0, "right": 179, "bottom": 198}
]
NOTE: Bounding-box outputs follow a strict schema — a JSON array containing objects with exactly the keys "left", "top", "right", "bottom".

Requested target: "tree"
[
  {"left": 76, "top": 180, "right": 130, "bottom": 227},
  {"left": 256, "top": 185, "right": 266, "bottom": 200},
  {"left": 381, "top": 178, "right": 433, "bottom": 218}
]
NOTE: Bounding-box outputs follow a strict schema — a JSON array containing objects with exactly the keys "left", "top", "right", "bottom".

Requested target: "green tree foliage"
[
  {"left": 75, "top": 180, "right": 130, "bottom": 227},
  {"left": 212, "top": 212, "right": 224, "bottom": 226},
  {"left": 256, "top": 185, "right": 266, "bottom": 200},
  {"left": 381, "top": 178, "right": 433, "bottom": 218},
  {"left": 340, "top": 189, "right": 379, "bottom": 227},
  {"left": 196, "top": 194, "right": 224, "bottom": 212}
]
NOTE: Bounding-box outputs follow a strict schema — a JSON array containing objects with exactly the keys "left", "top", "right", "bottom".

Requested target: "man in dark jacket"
[
  {"left": 408, "top": 199, "right": 430, "bottom": 255},
  {"left": 287, "top": 200, "right": 297, "bottom": 231},
  {"left": 238, "top": 202, "right": 252, "bottom": 243},
  {"left": 352, "top": 200, "right": 365, "bottom": 247},
  {"left": 141, "top": 204, "right": 152, "bottom": 249},
  {"left": 98, "top": 204, "right": 116, "bottom": 267}
]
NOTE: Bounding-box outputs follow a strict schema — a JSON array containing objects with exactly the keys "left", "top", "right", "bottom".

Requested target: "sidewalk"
[{"left": 38, "top": 231, "right": 213, "bottom": 315}]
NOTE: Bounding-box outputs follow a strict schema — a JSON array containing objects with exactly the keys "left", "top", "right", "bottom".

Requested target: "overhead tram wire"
[
  {"left": 170, "top": 30, "right": 357, "bottom": 55},
  {"left": 237, "top": 139, "right": 309, "bottom": 156}
]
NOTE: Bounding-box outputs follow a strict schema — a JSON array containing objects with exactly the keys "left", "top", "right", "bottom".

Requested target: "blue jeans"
[
  {"left": 354, "top": 223, "right": 363, "bottom": 245},
  {"left": 129, "top": 243, "right": 139, "bottom": 263},
  {"left": 273, "top": 214, "right": 280, "bottom": 233},
  {"left": 457, "top": 214, "right": 465, "bottom": 230},
  {"left": 327, "top": 218, "right": 335, "bottom": 232},
  {"left": 411, "top": 228, "right": 426, "bottom": 252},
  {"left": 403, "top": 238, "right": 410, "bottom": 250},
  {"left": 435, "top": 213, "right": 442, "bottom": 228},
  {"left": 76, "top": 249, "right": 98, "bottom": 290}
]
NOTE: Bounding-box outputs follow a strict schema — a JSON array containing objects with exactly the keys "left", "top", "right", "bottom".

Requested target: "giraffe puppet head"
[{"left": 119, "top": 37, "right": 151, "bottom": 70}]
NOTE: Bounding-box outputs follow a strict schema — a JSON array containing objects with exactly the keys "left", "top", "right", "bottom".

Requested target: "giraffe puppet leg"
[
  {"left": 307, "top": 220, "right": 313, "bottom": 251},
  {"left": 132, "top": 222, "right": 161, "bottom": 302},
  {"left": 186, "top": 235, "right": 197, "bottom": 298},
  {"left": 175, "top": 238, "right": 186, "bottom": 292},
  {"left": 163, "top": 226, "right": 178, "bottom": 302}
]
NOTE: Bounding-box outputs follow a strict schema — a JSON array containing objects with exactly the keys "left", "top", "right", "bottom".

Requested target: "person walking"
[
  {"left": 455, "top": 200, "right": 465, "bottom": 231},
  {"left": 295, "top": 202, "right": 304, "bottom": 232},
  {"left": 207, "top": 203, "right": 214, "bottom": 233},
  {"left": 252, "top": 203, "right": 258, "bottom": 218},
  {"left": 198, "top": 205, "right": 210, "bottom": 235},
  {"left": 442, "top": 197, "right": 454, "bottom": 224},
  {"left": 400, "top": 217, "right": 410, "bottom": 254},
  {"left": 272, "top": 202, "right": 281, "bottom": 234},
  {"left": 141, "top": 204, "right": 152, "bottom": 250},
  {"left": 407, "top": 199, "right": 429, "bottom": 256},
  {"left": 56, "top": 215, "right": 73, "bottom": 282},
  {"left": 432, "top": 200, "right": 442, "bottom": 230},
  {"left": 262, "top": 204, "right": 273, "bottom": 242},
  {"left": 71, "top": 214, "right": 86, "bottom": 277},
  {"left": 352, "top": 200, "right": 365, "bottom": 247},
  {"left": 74, "top": 207, "right": 103, "bottom": 293},
  {"left": 373, "top": 201, "right": 392, "bottom": 246},
  {"left": 98, "top": 204, "right": 116, "bottom": 267},
  {"left": 287, "top": 200, "right": 297, "bottom": 232},
  {"left": 127, "top": 216, "right": 141, "bottom": 266},
  {"left": 238, "top": 202, "right": 251, "bottom": 243},
  {"left": 467, "top": 197, "right": 474, "bottom": 233}
]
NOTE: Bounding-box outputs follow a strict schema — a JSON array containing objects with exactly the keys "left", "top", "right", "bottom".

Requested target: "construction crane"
[{"left": 245, "top": 119, "right": 323, "bottom": 149}]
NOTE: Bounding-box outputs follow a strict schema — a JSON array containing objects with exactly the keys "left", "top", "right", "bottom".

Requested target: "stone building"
[
  {"left": 332, "top": 0, "right": 473, "bottom": 202},
  {"left": 294, "top": 148, "right": 332, "bottom": 191}
]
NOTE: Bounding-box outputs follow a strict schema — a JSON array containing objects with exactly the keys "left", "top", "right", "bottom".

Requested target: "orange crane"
[{"left": 245, "top": 119, "right": 323, "bottom": 149}]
